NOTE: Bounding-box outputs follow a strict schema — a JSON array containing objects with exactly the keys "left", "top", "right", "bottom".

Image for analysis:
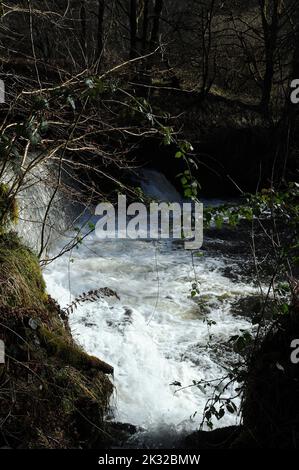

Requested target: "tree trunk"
[
  {"left": 259, "top": 0, "right": 279, "bottom": 116},
  {"left": 130, "top": 0, "right": 138, "bottom": 58},
  {"left": 97, "top": 0, "right": 105, "bottom": 61},
  {"left": 141, "top": 0, "right": 150, "bottom": 54},
  {"left": 80, "top": 1, "right": 87, "bottom": 63},
  {"left": 279, "top": 5, "right": 299, "bottom": 181},
  {"left": 150, "top": 0, "right": 163, "bottom": 50}
]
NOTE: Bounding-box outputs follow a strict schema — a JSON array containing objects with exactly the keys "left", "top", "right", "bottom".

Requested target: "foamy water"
[
  {"left": 44, "top": 232, "right": 256, "bottom": 432},
  {"left": 13, "top": 167, "right": 254, "bottom": 437}
]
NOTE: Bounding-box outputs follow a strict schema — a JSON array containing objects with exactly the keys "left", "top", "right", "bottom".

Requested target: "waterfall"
[
  {"left": 35, "top": 168, "right": 257, "bottom": 443},
  {"left": 136, "top": 168, "right": 182, "bottom": 202},
  {"left": 9, "top": 160, "right": 74, "bottom": 254}
]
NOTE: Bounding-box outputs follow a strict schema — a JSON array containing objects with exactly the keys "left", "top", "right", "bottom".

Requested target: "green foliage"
[
  {"left": 204, "top": 182, "right": 298, "bottom": 231},
  {"left": 66, "top": 95, "right": 76, "bottom": 111},
  {"left": 184, "top": 183, "right": 299, "bottom": 429},
  {"left": 204, "top": 183, "right": 299, "bottom": 273},
  {"left": 175, "top": 374, "right": 241, "bottom": 430},
  {"left": 83, "top": 77, "right": 117, "bottom": 99},
  {"left": 229, "top": 330, "right": 253, "bottom": 353},
  {"left": 203, "top": 203, "right": 253, "bottom": 229},
  {"left": 191, "top": 281, "right": 200, "bottom": 298},
  {"left": 32, "top": 95, "right": 49, "bottom": 111},
  {"left": 175, "top": 140, "right": 199, "bottom": 199},
  {"left": 162, "top": 126, "right": 174, "bottom": 145},
  {"left": 63, "top": 288, "right": 119, "bottom": 316}
]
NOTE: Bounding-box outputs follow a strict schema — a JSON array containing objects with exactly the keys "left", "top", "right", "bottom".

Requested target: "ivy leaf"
[
  {"left": 85, "top": 78, "right": 94, "bottom": 89},
  {"left": 184, "top": 188, "right": 193, "bottom": 198},
  {"left": 40, "top": 120, "right": 49, "bottom": 133},
  {"left": 33, "top": 96, "right": 49, "bottom": 110},
  {"left": 29, "top": 131, "right": 41, "bottom": 146},
  {"left": 67, "top": 96, "right": 76, "bottom": 110},
  {"left": 215, "top": 215, "right": 223, "bottom": 230},
  {"left": 226, "top": 403, "right": 235, "bottom": 414},
  {"left": 175, "top": 151, "right": 183, "bottom": 159},
  {"left": 181, "top": 176, "right": 188, "bottom": 185}
]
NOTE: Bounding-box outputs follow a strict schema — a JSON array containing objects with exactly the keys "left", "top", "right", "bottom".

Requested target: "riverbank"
[{"left": 0, "top": 232, "right": 114, "bottom": 448}]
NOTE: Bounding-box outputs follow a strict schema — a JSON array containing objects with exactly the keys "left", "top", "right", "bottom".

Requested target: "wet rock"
[
  {"left": 184, "top": 425, "right": 242, "bottom": 449},
  {"left": 231, "top": 295, "right": 277, "bottom": 321},
  {"left": 242, "top": 307, "right": 299, "bottom": 448},
  {"left": 104, "top": 422, "right": 141, "bottom": 448}
]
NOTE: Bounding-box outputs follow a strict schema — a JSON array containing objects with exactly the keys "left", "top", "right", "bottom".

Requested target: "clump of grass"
[
  {"left": 0, "top": 232, "right": 47, "bottom": 308},
  {"left": 54, "top": 365, "right": 113, "bottom": 418}
]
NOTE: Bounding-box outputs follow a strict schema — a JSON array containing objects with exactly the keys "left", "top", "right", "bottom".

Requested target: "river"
[{"left": 20, "top": 167, "right": 257, "bottom": 446}]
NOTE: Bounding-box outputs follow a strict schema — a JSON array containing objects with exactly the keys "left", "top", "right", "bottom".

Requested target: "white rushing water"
[{"left": 40, "top": 169, "right": 257, "bottom": 436}]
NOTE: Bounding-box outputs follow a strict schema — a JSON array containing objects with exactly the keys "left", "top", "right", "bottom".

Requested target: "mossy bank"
[{"left": 0, "top": 232, "right": 114, "bottom": 449}]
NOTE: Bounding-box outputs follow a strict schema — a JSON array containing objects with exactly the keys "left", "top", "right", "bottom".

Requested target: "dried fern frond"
[{"left": 63, "top": 288, "right": 120, "bottom": 316}]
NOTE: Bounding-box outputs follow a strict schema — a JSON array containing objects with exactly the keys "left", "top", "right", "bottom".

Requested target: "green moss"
[
  {"left": 217, "top": 293, "right": 232, "bottom": 302},
  {"left": 54, "top": 365, "right": 113, "bottom": 414},
  {"left": 39, "top": 324, "right": 113, "bottom": 374},
  {"left": 231, "top": 295, "right": 276, "bottom": 320},
  {"left": 0, "top": 183, "right": 19, "bottom": 232},
  {"left": 0, "top": 232, "right": 47, "bottom": 308}
]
